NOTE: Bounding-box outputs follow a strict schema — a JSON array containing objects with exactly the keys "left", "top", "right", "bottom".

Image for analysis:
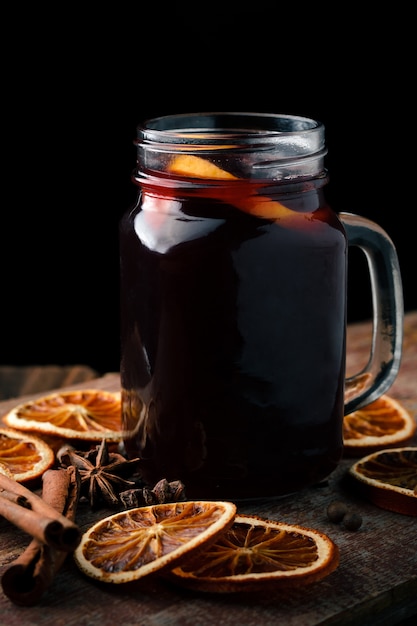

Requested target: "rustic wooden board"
[{"left": 0, "top": 313, "right": 416, "bottom": 625}]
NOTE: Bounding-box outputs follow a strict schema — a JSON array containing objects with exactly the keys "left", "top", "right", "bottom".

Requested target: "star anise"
[
  {"left": 58, "top": 439, "right": 141, "bottom": 510},
  {"left": 120, "top": 478, "right": 187, "bottom": 509}
]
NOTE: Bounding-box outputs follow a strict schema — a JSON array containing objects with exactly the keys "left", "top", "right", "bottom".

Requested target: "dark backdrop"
[{"left": 2, "top": 6, "right": 414, "bottom": 374}]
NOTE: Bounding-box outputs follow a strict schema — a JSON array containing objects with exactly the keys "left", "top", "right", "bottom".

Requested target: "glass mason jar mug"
[{"left": 119, "top": 112, "right": 403, "bottom": 500}]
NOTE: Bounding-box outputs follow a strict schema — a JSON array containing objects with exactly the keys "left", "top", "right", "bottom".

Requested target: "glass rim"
[
  {"left": 138, "top": 112, "right": 324, "bottom": 145},
  {"left": 136, "top": 112, "right": 327, "bottom": 179}
]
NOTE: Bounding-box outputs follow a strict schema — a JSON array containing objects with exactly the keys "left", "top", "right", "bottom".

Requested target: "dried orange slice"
[
  {"left": 169, "top": 514, "right": 339, "bottom": 592},
  {"left": 73, "top": 501, "right": 237, "bottom": 584},
  {"left": 0, "top": 427, "right": 54, "bottom": 483},
  {"left": 348, "top": 447, "right": 417, "bottom": 516},
  {"left": 343, "top": 395, "right": 416, "bottom": 456},
  {"left": 0, "top": 461, "right": 14, "bottom": 478},
  {"left": 2, "top": 389, "right": 124, "bottom": 443}
]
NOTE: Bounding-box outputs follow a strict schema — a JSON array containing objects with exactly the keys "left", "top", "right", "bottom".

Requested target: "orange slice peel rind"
[
  {"left": 73, "top": 501, "right": 237, "bottom": 584},
  {"left": 167, "top": 154, "right": 301, "bottom": 222},
  {"left": 168, "top": 514, "right": 340, "bottom": 593},
  {"left": 348, "top": 447, "right": 417, "bottom": 516},
  {"left": 0, "top": 462, "right": 14, "bottom": 478},
  {"left": 343, "top": 395, "right": 416, "bottom": 456},
  {"left": 0, "top": 427, "right": 54, "bottom": 483},
  {"left": 2, "top": 389, "right": 125, "bottom": 443},
  {"left": 74, "top": 503, "right": 339, "bottom": 591},
  {"left": 168, "top": 154, "right": 238, "bottom": 180}
]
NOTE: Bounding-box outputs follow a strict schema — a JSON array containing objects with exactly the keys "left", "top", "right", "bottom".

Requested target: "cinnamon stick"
[
  {"left": 0, "top": 470, "right": 81, "bottom": 551},
  {"left": 0, "top": 488, "right": 32, "bottom": 508},
  {"left": 1, "top": 466, "right": 81, "bottom": 606}
]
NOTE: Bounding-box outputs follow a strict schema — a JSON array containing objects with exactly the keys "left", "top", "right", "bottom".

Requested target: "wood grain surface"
[{"left": 0, "top": 313, "right": 416, "bottom": 626}]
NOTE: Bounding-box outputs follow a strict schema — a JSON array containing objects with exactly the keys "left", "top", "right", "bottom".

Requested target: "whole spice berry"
[
  {"left": 342, "top": 512, "right": 363, "bottom": 531},
  {"left": 120, "top": 478, "right": 187, "bottom": 508},
  {"left": 326, "top": 500, "right": 349, "bottom": 523}
]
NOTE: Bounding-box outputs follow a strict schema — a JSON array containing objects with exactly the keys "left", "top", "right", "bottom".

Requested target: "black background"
[{"left": 2, "top": 6, "right": 415, "bottom": 375}]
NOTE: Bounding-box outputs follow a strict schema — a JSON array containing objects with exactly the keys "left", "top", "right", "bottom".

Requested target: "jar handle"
[{"left": 340, "top": 212, "right": 404, "bottom": 415}]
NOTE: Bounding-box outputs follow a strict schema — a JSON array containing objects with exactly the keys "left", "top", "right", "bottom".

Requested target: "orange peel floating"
[
  {"left": 168, "top": 154, "right": 238, "bottom": 180},
  {"left": 168, "top": 154, "right": 301, "bottom": 222}
]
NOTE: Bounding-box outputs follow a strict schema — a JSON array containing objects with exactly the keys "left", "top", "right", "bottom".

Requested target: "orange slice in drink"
[
  {"left": 73, "top": 501, "right": 237, "bottom": 584},
  {"left": 169, "top": 514, "right": 340, "bottom": 592},
  {"left": 168, "top": 154, "right": 238, "bottom": 180},
  {"left": 2, "top": 389, "right": 124, "bottom": 444},
  {"left": 348, "top": 447, "right": 417, "bottom": 516},
  {"left": 168, "top": 154, "right": 299, "bottom": 222},
  {"left": 0, "top": 427, "right": 54, "bottom": 483},
  {"left": 343, "top": 395, "right": 416, "bottom": 457}
]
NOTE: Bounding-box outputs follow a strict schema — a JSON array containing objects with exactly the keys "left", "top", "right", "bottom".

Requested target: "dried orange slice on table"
[
  {"left": 73, "top": 501, "right": 237, "bottom": 584},
  {"left": 168, "top": 514, "right": 340, "bottom": 593},
  {"left": 348, "top": 447, "right": 417, "bottom": 516},
  {"left": 2, "top": 389, "right": 124, "bottom": 447},
  {"left": 0, "top": 427, "right": 54, "bottom": 483},
  {"left": 343, "top": 394, "right": 416, "bottom": 456},
  {"left": 0, "top": 462, "right": 14, "bottom": 477},
  {"left": 73, "top": 502, "right": 339, "bottom": 591}
]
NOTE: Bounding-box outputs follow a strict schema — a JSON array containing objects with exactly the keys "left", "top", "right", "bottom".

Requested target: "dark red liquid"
[{"left": 120, "top": 182, "right": 347, "bottom": 499}]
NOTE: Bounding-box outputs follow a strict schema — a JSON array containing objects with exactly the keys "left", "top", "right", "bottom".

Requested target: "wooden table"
[{"left": 1, "top": 313, "right": 416, "bottom": 626}]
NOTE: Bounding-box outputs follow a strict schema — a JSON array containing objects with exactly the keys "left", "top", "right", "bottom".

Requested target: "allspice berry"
[
  {"left": 343, "top": 512, "right": 363, "bottom": 531},
  {"left": 326, "top": 500, "right": 349, "bottom": 523}
]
